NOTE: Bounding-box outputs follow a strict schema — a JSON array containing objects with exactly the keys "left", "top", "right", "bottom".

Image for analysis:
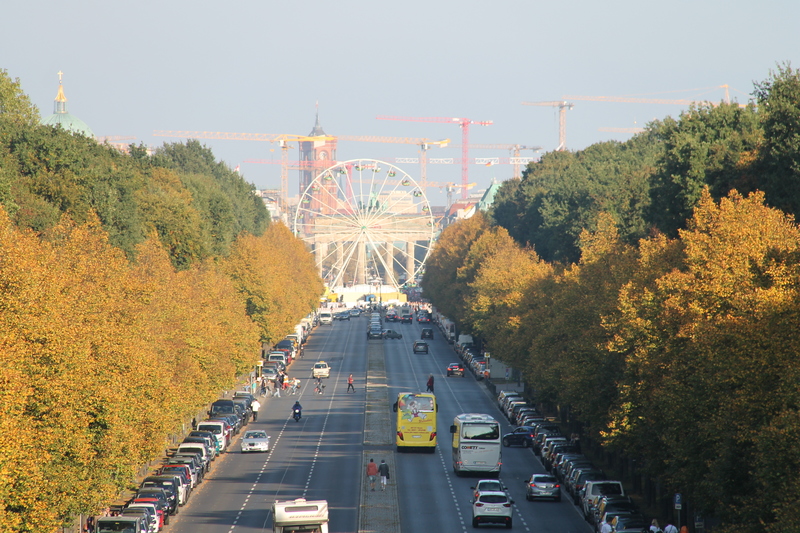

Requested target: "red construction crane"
[{"left": 376, "top": 116, "right": 493, "bottom": 199}]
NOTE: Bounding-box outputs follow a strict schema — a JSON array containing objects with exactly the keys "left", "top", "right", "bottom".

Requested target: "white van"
[
  {"left": 319, "top": 311, "right": 333, "bottom": 325},
  {"left": 268, "top": 352, "right": 288, "bottom": 369},
  {"left": 196, "top": 421, "right": 228, "bottom": 450}
]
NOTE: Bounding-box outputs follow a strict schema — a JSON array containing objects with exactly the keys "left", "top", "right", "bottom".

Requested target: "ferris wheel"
[{"left": 293, "top": 159, "right": 436, "bottom": 291}]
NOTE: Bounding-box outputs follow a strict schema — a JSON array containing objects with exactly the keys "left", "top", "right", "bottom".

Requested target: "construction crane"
[
  {"left": 521, "top": 101, "right": 574, "bottom": 151},
  {"left": 563, "top": 84, "right": 739, "bottom": 106},
  {"left": 443, "top": 182, "right": 477, "bottom": 210},
  {"left": 376, "top": 116, "right": 493, "bottom": 199},
  {"left": 152, "top": 130, "right": 447, "bottom": 207},
  {"left": 598, "top": 127, "right": 645, "bottom": 134},
  {"left": 153, "top": 130, "right": 335, "bottom": 208},
  {"left": 451, "top": 143, "right": 541, "bottom": 179}
]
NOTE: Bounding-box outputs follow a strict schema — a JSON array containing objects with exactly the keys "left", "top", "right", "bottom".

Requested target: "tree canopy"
[{"left": 0, "top": 72, "right": 323, "bottom": 531}]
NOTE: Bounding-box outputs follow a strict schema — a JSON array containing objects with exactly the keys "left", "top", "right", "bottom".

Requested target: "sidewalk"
[{"left": 359, "top": 339, "right": 400, "bottom": 533}]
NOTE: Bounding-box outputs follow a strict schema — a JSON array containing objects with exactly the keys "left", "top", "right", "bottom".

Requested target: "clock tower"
[{"left": 299, "top": 111, "right": 338, "bottom": 195}]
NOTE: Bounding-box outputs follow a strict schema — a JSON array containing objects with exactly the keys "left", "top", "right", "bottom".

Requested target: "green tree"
[
  {"left": 648, "top": 102, "right": 761, "bottom": 235},
  {"left": 753, "top": 62, "right": 800, "bottom": 217},
  {"left": 0, "top": 69, "right": 39, "bottom": 127}
]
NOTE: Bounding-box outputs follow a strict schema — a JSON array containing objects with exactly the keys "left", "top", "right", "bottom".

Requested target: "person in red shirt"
[
  {"left": 366, "top": 458, "right": 379, "bottom": 491},
  {"left": 347, "top": 374, "right": 355, "bottom": 393}
]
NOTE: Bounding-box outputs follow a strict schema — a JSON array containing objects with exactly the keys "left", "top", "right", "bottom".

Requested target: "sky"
[{"left": 3, "top": 0, "right": 797, "bottom": 206}]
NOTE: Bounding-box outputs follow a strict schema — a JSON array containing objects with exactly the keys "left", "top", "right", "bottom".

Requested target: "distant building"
[{"left": 40, "top": 71, "right": 94, "bottom": 138}]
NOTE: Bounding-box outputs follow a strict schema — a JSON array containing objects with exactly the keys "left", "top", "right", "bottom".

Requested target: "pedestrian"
[
  {"left": 85, "top": 516, "right": 95, "bottom": 533},
  {"left": 378, "top": 459, "right": 390, "bottom": 491},
  {"left": 650, "top": 519, "right": 662, "bottom": 533},
  {"left": 251, "top": 398, "right": 261, "bottom": 421},
  {"left": 426, "top": 374, "right": 434, "bottom": 393},
  {"left": 290, "top": 378, "right": 300, "bottom": 395},
  {"left": 599, "top": 517, "right": 613, "bottom": 533},
  {"left": 679, "top": 527, "right": 689, "bottom": 533},
  {"left": 191, "top": 417, "right": 197, "bottom": 430},
  {"left": 274, "top": 374, "right": 283, "bottom": 397},
  {"left": 261, "top": 378, "right": 267, "bottom": 396},
  {"left": 347, "top": 374, "right": 355, "bottom": 393},
  {"left": 366, "top": 458, "right": 379, "bottom": 491},
  {"left": 664, "top": 523, "right": 678, "bottom": 533}
]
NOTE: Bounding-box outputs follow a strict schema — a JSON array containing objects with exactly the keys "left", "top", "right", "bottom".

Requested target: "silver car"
[
  {"left": 240, "top": 430, "right": 271, "bottom": 453},
  {"left": 525, "top": 474, "right": 561, "bottom": 501}
]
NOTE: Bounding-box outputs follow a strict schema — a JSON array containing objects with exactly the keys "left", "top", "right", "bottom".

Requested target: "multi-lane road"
[{"left": 168, "top": 313, "right": 594, "bottom": 533}]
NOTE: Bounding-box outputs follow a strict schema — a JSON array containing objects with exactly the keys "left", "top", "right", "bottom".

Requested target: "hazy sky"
[{"left": 3, "top": 0, "right": 797, "bottom": 205}]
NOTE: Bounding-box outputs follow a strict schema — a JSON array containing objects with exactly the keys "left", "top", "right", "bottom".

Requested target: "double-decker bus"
[
  {"left": 450, "top": 413, "right": 502, "bottom": 476},
  {"left": 393, "top": 392, "right": 437, "bottom": 452}
]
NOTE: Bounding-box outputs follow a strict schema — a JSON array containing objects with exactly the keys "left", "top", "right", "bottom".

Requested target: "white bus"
[
  {"left": 450, "top": 413, "right": 502, "bottom": 476},
  {"left": 272, "top": 498, "right": 328, "bottom": 533}
]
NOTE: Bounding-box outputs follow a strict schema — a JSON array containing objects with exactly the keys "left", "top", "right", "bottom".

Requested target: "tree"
[
  {"left": 753, "top": 62, "right": 800, "bottom": 217},
  {"left": 422, "top": 212, "right": 490, "bottom": 323},
  {"left": 648, "top": 102, "right": 762, "bottom": 236},
  {"left": 0, "top": 69, "right": 39, "bottom": 127}
]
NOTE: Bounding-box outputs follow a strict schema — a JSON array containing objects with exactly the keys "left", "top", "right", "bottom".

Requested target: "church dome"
[{"left": 41, "top": 72, "right": 94, "bottom": 138}]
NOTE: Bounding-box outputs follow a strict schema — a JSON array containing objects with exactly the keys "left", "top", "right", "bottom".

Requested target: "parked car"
[
  {"left": 502, "top": 426, "right": 536, "bottom": 448},
  {"left": 472, "top": 491, "right": 514, "bottom": 528},
  {"left": 525, "top": 474, "right": 561, "bottom": 502},
  {"left": 412, "top": 340, "right": 429, "bottom": 353},
  {"left": 446, "top": 363, "right": 465, "bottom": 377},
  {"left": 240, "top": 430, "right": 271, "bottom": 452},
  {"left": 383, "top": 329, "right": 403, "bottom": 339}
]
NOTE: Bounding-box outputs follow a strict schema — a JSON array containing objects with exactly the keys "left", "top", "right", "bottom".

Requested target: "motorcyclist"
[{"left": 292, "top": 401, "right": 303, "bottom": 420}]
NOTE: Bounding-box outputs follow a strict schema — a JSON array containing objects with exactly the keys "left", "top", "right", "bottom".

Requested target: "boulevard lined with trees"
[
  {"left": 423, "top": 65, "right": 800, "bottom": 533},
  {"left": 0, "top": 70, "right": 322, "bottom": 532}
]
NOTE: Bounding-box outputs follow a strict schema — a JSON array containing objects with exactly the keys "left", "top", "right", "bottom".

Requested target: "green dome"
[
  {"left": 40, "top": 72, "right": 94, "bottom": 138},
  {"left": 42, "top": 111, "right": 94, "bottom": 137}
]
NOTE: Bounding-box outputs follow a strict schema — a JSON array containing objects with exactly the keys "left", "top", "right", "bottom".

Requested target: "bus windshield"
[{"left": 462, "top": 423, "right": 500, "bottom": 440}]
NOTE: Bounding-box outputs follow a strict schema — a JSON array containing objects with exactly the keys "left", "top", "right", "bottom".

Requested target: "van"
[
  {"left": 267, "top": 352, "right": 288, "bottom": 369},
  {"left": 581, "top": 480, "right": 625, "bottom": 519},
  {"left": 196, "top": 421, "right": 228, "bottom": 450},
  {"left": 177, "top": 443, "right": 210, "bottom": 470},
  {"left": 97, "top": 515, "right": 149, "bottom": 533},
  {"left": 319, "top": 311, "right": 333, "bottom": 325}
]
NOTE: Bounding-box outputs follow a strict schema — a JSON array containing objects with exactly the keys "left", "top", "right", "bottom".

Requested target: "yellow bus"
[{"left": 393, "top": 392, "right": 437, "bottom": 452}]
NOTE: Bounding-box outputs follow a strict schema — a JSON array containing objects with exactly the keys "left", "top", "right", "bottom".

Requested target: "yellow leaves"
[{"left": 0, "top": 205, "right": 315, "bottom": 532}]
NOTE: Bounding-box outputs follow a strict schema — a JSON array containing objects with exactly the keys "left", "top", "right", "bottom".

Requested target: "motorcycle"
[{"left": 293, "top": 408, "right": 302, "bottom": 422}]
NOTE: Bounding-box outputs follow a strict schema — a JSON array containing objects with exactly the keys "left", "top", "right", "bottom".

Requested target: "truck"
[{"left": 272, "top": 498, "right": 328, "bottom": 533}]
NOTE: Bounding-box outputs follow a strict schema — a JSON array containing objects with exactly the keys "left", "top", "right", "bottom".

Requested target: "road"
[{"left": 167, "top": 313, "right": 594, "bottom": 533}]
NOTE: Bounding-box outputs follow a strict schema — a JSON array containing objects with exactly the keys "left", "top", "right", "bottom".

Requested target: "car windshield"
[
  {"left": 477, "top": 481, "right": 503, "bottom": 491},
  {"left": 245, "top": 431, "right": 267, "bottom": 439},
  {"left": 532, "top": 475, "right": 557, "bottom": 483}
]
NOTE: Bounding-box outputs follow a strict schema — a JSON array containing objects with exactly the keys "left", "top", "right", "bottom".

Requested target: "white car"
[
  {"left": 312, "top": 361, "right": 330, "bottom": 379},
  {"left": 240, "top": 430, "right": 271, "bottom": 453},
  {"left": 472, "top": 491, "right": 514, "bottom": 529}
]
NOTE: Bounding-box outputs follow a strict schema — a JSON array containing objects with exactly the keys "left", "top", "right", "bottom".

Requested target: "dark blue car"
[{"left": 502, "top": 426, "right": 536, "bottom": 447}]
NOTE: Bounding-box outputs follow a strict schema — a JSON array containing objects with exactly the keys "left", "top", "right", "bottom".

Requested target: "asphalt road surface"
[{"left": 168, "top": 313, "right": 594, "bottom": 533}]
